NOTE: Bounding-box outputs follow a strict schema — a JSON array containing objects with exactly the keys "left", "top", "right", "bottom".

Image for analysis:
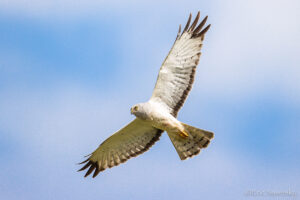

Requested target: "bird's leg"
[
  {"left": 167, "top": 119, "right": 189, "bottom": 138},
  {"left": 160, "top": 118, "right": 189, "bottom": 138},
  {"left": 179, "top": 130, "right": 189, "bottom": 138}
]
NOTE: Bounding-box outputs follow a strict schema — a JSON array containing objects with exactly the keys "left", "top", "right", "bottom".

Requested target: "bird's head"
[
  {"left": 130, "top": 104, "right": 140, "bottom": 115},
  {"left": 130, "top": 103, "right": 147, "bottom": 120}
]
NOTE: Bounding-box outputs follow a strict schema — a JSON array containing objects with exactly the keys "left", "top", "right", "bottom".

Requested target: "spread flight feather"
[{"left": 79, "top": 11, "right": 213, "bottom": 178}]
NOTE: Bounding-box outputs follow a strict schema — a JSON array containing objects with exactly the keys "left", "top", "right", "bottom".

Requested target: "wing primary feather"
[
  {"left": 189, "top": 11, "right": 200, "bottom": 32},
  {"left": 84, "top": 153, "right": 92, "bottom": 158},
  {"left": 113, "top": 154, "right": 121, "bottom": 166},
  {"left": 196, "top": 24, "right": 211, "bottom": 38},
  {"left": 78, "top": 122, "right": 163, "bottom": 178},
  {"left": 193, "top": 16, "right": 208, "bottom": 36},
  {"left": 84, "top": 164, "right": 96, "bottom": 177},
  {"left": 101, "top": 155, "right": 108, "bottom": 170},
  {"left": 77, "top": 158, "right": 89, "bottom": 165},
  {"left": 92, "top": 163, "right": 100, "bottom": 178},
  {"left": 107, "top": 151, "right": 113, "bottom": 168},
  {"left": 182, "top": 13, "right": 192, "bottom": 33},
  {"left": 176, "top": 24, "right": 181, "bottom": 39},
  {"left": 151, "top": 12, "right": 211, "bottom": 116},
  {"left": 78, "top": 161, "right": 92, "bottom": 172}
]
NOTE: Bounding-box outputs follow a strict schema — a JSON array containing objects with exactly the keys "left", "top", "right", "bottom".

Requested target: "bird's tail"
[{"left": 167, "top": 123, "right": 214, "bottom": 160}]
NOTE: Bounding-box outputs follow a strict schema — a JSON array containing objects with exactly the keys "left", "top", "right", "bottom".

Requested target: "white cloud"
[
  {"left": 0, "top": 0, "right": 130, "bottom": 18},
  {"left": 195, "top": 0, "right": 300, "bottom": 100},
  {"left": 0, "top": 1, "right": 299, "bottom": 199},
  {"left": 0, "top": 86, "right": 135, "bottom": 158},
  {"left": 1, "top": 0, "right": 299, "bottom": 101},
  {"left": 0, "top": 0, "right": 201, "bottom": 19}
]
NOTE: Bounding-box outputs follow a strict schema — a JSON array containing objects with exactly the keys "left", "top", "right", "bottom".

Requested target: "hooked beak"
[{"left": 130, "top": 108, "right": 133, "bottom": 114}]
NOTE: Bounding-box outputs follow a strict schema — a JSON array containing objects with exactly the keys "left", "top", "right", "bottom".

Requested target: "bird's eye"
[{"left": 133, "top": 106, "right": 138, "bottom": 111}]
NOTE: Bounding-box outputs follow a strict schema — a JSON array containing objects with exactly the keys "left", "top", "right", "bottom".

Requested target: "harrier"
[{"left": 79, "top": 11, "right": 214, "bottom": 178}]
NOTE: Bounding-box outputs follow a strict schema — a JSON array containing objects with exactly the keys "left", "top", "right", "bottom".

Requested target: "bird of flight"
[{"left": 79, "top": 11, "right": 214, "bottom": 178}]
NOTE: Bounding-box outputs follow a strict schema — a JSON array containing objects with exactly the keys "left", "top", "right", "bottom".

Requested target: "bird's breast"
[{"left": 147, "top": 111, "right": 178, "bottom": 132}]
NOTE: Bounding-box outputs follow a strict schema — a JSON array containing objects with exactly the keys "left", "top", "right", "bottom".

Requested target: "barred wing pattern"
[
  {"left": 151, "top": 12, "right": 210, "bottom": 117},
  {"left": 78, "top": 119, "right": 162, "bottom": 178}
]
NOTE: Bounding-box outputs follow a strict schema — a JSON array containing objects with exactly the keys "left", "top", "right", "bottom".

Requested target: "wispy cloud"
[{"left": 0, "top": 0, "right": 299, "bottom": 199}]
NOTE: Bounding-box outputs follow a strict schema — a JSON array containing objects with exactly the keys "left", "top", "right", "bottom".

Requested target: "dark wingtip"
[
  {"left": 78, "top": 129, "right": 163, "bottom": 178},
  {"left": 84, "top": 153, "right": 92, "bottom": 158},
  {"left": 189, "top": 11, "right": 200, "bottom": 32},
  {"left": 181, "top": 12, "right": 211, "bottom": 39},
  {"left": 84, "top": 164, "right": 96, "bottom": 177},
  {"left": 176, "top": 24, "right": 182, "bottom": 39},
  {"left": 92, "top": 167, "right": 100, "bottom": 178},
  {"left": 78, "top": 161, "right": 92, "bottom": 172},
  {"left": 198, "top": 24, "right": 211, "bottom": 36},
  {"left": 183, "top": 13, "right": 192, "bottom": 33},
  {"left": 77, "top": 158, "right": 89, "bottom": 165},
  {"left": 193, "top": 15, "right": 208, "bottom": 35}
]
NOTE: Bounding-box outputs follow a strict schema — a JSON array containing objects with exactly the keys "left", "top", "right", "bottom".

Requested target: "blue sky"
[{"left": 0, "top": 0, "right": 299, "bottom": 199}]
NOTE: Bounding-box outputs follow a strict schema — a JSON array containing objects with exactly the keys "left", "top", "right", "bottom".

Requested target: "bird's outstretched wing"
[
  {"left": 78, "top": 119, "right": 163, "bottom": 178},
  {"left": 151, "top": 12, "right": 210, "bottom": 117}
]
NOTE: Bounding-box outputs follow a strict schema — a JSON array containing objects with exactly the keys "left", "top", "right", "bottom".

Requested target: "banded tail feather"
[{"left": 167, "top": 123, "right": 213, "bottom": 160}]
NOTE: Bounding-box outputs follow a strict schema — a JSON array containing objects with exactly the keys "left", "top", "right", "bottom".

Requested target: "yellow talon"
[{"left": 179, "top": 130, "right": 189, "bottom": 138}]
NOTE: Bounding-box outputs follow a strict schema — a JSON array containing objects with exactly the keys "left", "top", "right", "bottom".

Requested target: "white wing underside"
[
  {"left": 151, "top": 12, "right": 210, "bottom": 117},
  {"left": 78, "top": 119, "right": 162, "bottom": 177}
]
